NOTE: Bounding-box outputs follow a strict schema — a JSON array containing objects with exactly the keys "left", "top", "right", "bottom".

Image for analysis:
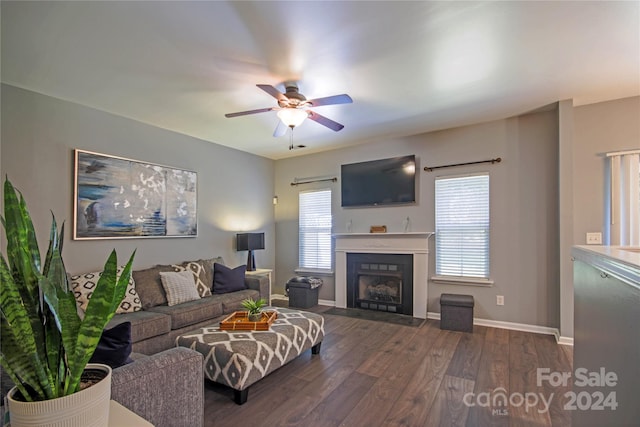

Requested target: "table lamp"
[{"left": 236, "top": 232, "right": 265, "bottom": 271}]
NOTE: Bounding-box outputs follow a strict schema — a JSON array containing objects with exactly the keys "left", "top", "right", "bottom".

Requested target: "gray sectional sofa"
[{"left": 107, "top": 256, "right": 269, "bottom": 355}]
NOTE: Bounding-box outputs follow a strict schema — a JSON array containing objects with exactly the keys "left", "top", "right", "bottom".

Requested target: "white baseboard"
[
  {"left": 427, "top": 312, "right": 572, "bottom": 345},
  {"left": 557, "top": 336, "right": 574, "bottom": 346},
  {"left": 304, "top": 302, "right": 572, "bottom": 345},
  {"left": 270, "top": 293, "right": 287, "bottom": 300}
]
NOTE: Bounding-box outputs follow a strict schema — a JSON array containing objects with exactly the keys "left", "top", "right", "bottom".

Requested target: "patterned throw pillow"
[
  {"left": 159, "top": 270, "right": 201, "bottom": 306},
  {"left": 70, "top": 266, "right": 142, "bottom": 314},
  {"left": 172, "top": 261, "right": 212, "bottom": 298}
]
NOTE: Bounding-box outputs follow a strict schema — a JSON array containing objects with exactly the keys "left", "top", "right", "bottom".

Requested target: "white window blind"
[
  {"left": 608, "top": 150, "right": 640, "bottom": 246},
  {"left": 435, "top": 174, "right": 490, "bottom": 279},
  {"left": 299, "top": 189, "right": 332, "bottom": 270}
]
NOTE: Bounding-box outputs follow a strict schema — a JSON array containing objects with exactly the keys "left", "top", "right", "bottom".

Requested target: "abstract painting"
[{"left": 74, "top": 150, "right": 197, "bottom": 239}]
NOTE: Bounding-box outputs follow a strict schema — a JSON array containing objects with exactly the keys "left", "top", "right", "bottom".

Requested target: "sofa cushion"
[
  {"left": 160, "top": 271, "right": 201, "bottom": 306},
  {"left": 213, "top": 263, "right": 247, "bottom": 294},
  {"left": 217, "top": 289, "right": 260, "bottom": 313},
  {"left": 172, "top": 261, "right": 212, "bottom": 298},
  {"left": 107, "top": 310, "right": 171, "bottom": 343},
  {"left": 70, "top": 266, "right": 142, "bottom": 314},
  {"left": 147, "top": 297, "right": 224, "bottom": 330},
  {"left": 90, "top": 322, "right": 133, "bottom": 369},
  {"left": 132, "top": 265, "right": 175, "bottom": 309}
]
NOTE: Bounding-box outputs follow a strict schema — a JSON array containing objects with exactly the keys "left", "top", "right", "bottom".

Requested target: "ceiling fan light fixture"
[{"left": 277, "top": 108, "right": 308, "bottom": 128}]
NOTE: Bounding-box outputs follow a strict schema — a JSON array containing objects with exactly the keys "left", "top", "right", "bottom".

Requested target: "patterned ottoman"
[{"left": 176, "top": 306, "right": 324, "bottom": 404}]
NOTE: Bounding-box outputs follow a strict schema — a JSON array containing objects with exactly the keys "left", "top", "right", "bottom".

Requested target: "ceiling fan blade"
[
  {"left": 257, "top": 84, "right": 288, "bottom": 103},
  {"left": 273, "top": 120, "right": 287, "bottom": 137},
  {"left": 307, "top": 94, "right": 353, "bottom": 107},
  {"left": 225, "top": 107, "right": 275, "bottom": 118},
  {"left": 307, "top": 111, "right": 345, "bottom": 132}
]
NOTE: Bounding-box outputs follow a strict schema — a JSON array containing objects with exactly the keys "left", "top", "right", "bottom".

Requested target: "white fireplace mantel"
[{"left": 333, "top": 232, "right": 434, "bottom": 319}]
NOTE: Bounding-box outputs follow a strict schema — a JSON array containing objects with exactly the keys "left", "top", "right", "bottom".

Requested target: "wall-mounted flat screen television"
[{"left": 341, "top": 155, "right": 416, "bottom": 207}]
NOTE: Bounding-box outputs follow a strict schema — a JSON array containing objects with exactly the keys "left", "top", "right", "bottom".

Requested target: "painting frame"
[{"left": 73, "top": 149, "right": 197, "bottom": 240}]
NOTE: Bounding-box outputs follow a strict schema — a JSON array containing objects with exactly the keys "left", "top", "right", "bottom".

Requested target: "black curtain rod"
[
  {"left": 290, "top": 177, "right": 338, "bottom": 186},
  {"left": 424, "top": 157, "right": 501, "bottom": 172}
]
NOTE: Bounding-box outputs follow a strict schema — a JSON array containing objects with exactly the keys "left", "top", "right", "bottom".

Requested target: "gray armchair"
[{"left": 111, "top": 347, "right": 204, "bottom": 427}]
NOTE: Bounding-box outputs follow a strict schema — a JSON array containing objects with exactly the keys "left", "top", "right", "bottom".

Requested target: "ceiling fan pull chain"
[{"left": 289, "top": 126, "right": 294, "bottom": 150}]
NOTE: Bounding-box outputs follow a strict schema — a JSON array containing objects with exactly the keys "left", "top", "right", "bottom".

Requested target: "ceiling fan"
[{"left": 225, "top": 82, "right": 353, "bottom": 138}]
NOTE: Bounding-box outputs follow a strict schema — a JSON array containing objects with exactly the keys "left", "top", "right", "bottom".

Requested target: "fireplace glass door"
[{"left": 347, "top": 253, "right": 413, "bottom": 315}]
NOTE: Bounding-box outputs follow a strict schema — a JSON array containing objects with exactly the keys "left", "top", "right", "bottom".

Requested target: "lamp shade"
[{"left": 236, "top": 233, "right": 265, "bottom": 251}]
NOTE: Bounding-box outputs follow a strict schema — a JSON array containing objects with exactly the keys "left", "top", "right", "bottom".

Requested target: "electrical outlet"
[
  {"left": 496, "top": 295, "right": 504, "bottom": 306},
  {"left": 586, "top": 232, "right": 602, "bottom": 245}
]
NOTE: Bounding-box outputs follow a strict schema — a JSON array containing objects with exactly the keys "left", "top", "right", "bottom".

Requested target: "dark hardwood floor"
[{"left": 204, "top": 305, "right": 573, "bottom": 427}]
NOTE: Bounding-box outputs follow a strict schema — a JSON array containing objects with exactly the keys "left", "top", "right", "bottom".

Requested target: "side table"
[
  {"left": 109, "top": 401, "right": 154, "bottom": 426},
  {"left": 245, "top": 268, "right": 272, "bottom": 304}
]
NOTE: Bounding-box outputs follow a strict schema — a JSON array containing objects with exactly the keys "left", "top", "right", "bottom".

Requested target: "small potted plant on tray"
[
  {"left": 0, "top": 178, "right": 135, "bottom": 427},
  {"left": 241, "top": 297, "right": 268, "bottom": 322}
]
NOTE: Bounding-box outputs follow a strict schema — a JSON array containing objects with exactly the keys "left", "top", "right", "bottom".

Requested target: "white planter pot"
[{"left": 7, "top": 364, "right": 112, "bottom": 427}]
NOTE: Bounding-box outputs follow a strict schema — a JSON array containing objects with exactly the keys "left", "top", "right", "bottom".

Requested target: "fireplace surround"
[{"left": 334, "top": 232, "right": 434, "bottom": 319}]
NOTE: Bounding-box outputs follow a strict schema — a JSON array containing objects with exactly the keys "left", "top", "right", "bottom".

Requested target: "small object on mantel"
[{"left": 370, "top": 225, "right": 387, "bottom": 233}]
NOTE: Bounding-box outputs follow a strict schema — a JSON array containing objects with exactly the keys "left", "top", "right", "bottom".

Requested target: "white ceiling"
[{"left": 2, "top": 1, "right": 639, "bottom": 160}]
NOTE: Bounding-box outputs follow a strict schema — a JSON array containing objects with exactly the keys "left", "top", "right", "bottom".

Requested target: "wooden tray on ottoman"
[{"left": 219, "top": 310, "right": 277, "bottom": 331}]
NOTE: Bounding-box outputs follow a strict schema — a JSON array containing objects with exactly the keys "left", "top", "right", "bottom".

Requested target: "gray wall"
[
  {"left": 274, "top": 108, "right": 561, "bottom": 328},
  {"left": 573, "top": 96, "right": 640, "bottom": 244},
  {"left": 1, "top": 84, "right": 275, "bottom": 274}
]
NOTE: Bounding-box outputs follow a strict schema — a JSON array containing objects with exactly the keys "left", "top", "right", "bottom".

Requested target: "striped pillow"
[{"left": 159, "top": 270, "right": 201, "bottom": 306}]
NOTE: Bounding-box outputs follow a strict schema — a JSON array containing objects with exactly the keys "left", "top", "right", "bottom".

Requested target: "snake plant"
[{"left": 0, "top": 178, "right": 135, "bottom": 401}]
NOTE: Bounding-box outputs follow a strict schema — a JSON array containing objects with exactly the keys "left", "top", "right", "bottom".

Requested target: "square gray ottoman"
[{"left": 440, "top": 293, "right": 474, "bottom": 332}]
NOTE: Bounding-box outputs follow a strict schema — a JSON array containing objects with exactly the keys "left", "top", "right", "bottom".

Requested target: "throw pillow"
[
  {"left": 213, "top": 263, "right": 247, "bottom": 294},
  {"left": 199, "top": 256, "right": 225, "bottom": 289},
  {"left": 160, "top": 270, "right": 201, "bottom": 306},
  {"left": 132, "top": 264, "right": 174, "bottom": 309},
  {"left": 172, "top": 261, "right": 212, "bottom": 298},
  {"left": 89, "top": 322, "right": 133, "bottom": 369},
  {"left": 71, "top": 266, "right": 142, "bottom": 314}
]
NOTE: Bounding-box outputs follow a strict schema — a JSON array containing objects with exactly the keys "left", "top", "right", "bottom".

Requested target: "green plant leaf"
[
  {"left": 2, "top": 181, "right": 46, "bottom": 353},
  {"left": 0, "top": 256, "right": 52, "bottom": 400},
  {"left": 41, "top": 216, "right": 74, "bottom": 396},
  {"left": 241, "top": 297, "right": 267, "bottom": 314}
]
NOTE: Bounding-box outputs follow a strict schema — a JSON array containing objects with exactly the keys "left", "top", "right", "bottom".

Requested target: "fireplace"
[
  {"left": 347, "top": 253, "right": 413, "bottom": 315},
  {"left": 334, "top": 232, "right": 433, "bottom": 319}
]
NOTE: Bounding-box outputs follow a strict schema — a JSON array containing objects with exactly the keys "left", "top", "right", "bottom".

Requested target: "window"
[
  {"left": 299, "top": 189, "right": 332, "bottom": 270},
  {"left": 435, "top": 173, "right": 490, "bottom": 280},
  {"left": 607, "top": 150, "right": 640, "bottom": 245}
]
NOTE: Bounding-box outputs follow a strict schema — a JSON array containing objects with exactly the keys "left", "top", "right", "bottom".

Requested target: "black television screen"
[{"left": 341, "top": 155, "right": 416, "bottom": 207}]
